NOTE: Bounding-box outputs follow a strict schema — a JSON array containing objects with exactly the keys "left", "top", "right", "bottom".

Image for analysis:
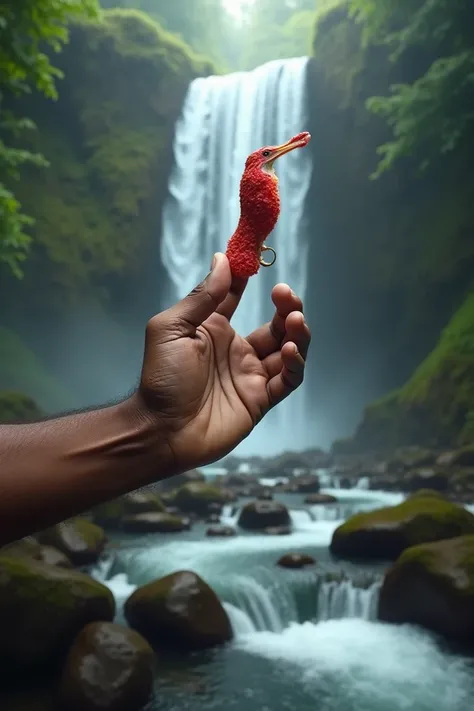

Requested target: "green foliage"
[
  {"left": 0, "top": 0, "right": 99, "bottom": 276},
  {"left": 242, "top": 0, "right": 317, "bottom": 69},
  {"left": 353, "top": 293, "right": 474, "bottom": 449},
  {"left": 99, "top": 0, "right": 233, "bottom": 68},
  {"left": 8, "top": 9, "right": 208, "bottom": 296},
  {"left": 348, "top": 0, "right": 474, "bottom": 176}
]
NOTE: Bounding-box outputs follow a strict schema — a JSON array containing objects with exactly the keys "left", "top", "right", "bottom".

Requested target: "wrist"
[{"left": 120, "top": 392, "right": 178, "bottom": 485}]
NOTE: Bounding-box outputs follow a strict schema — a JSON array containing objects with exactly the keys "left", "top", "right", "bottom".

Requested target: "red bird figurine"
[{"left": 225, "top": 131, "right": 311, "bottom": 279}]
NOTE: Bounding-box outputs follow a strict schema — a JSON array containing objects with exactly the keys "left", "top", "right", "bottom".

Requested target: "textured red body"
[{"left": 225, "top": 132, "right": 311, "bottom": 278}]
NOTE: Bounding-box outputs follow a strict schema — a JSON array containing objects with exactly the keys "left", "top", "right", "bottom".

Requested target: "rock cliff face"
[
  {"left": 0, "top": 9, "right": 211, "bottom": 414},
  {"left": 304, "top": 3, "right": 474, "bottom": 446}
]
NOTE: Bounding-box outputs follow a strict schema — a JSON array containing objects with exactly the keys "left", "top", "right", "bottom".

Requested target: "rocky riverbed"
[{"left": 2, "top": 455, "right": 474, "bottom": 710}]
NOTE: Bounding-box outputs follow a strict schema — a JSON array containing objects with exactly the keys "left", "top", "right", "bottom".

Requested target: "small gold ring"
[{"left": 259, "top": 245, "right": 277, "bottom": 267}]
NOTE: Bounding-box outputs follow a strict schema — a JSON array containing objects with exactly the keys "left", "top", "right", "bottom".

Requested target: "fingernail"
[
  {"left": 210, "top": 253, "right": 218, "bottom": 271},
  {"left": 291, "top": 289, "right": 297, "bottom": 298}
]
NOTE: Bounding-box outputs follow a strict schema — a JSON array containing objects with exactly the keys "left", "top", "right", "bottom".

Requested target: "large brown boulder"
[
  {"left": 173, "top": 483, "right": 228, "bottom": 516},
  {"left": 0, "top": 556, "right": 115, "bottom": 672},
  {"left": 37, "top": 518, "right": 106, "bottom": 566},
  {"left": 92, "top": 492, "right": 166, "bottom": 530},
  {"left": 330, "top": 494, "right": 474, "bottom": 561},
  {"left": 124, "top": 571, "right": 232, "bottom": 652},
  {"left": 121, "top": 513, "right": 191, "bottom": 534},
  {"left": 59, "top": 622, "right": 154, "bottom": 711},
  {"left": 237, "top": 501, "right": 291, "bottom": 531},
  {"left": 378, "top": 535, "right": 474, "bottom": 647}
]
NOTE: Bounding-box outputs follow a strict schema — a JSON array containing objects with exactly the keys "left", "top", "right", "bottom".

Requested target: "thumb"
[{"left": 166, "top": 252, "right": 232, "bottom": 335}]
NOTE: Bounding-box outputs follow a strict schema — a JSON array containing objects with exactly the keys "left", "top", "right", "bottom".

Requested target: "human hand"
[{"left": 137, "top": 252, "right": 311, "bottom": 474}]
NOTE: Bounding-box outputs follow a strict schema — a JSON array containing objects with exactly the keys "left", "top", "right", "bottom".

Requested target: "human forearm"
[{"left": 0, "top": 395, "right": 174, "bottom": 545}]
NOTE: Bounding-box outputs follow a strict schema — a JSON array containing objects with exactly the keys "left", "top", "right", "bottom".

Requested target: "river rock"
[
  {"left": 238, "top": 501, "right": 291, "bottom": 531},
  {"left": 37, "top": 518, "right": 106, "bottom": 566},
  {"left": 378, "top": 535, "right": 474, "bottom": 647},
  {"left": 294, "top": 475, "right": 320, "bottom": 493},
  {"left": 59, "top": 622, "right": 154, "bottom": 711},
  {"left": 0, "top": 555, "right": 115, "bottom": 672},
  {"left": 124, "top": 570, "right": 232, "bottom": 652},
  {"left": 121, "top": 512, "right": 191, "bottom": 534},
  {"left": 264, "top": 526, "right": 292, "bottom": 536},
  {"left": 403, "top": 468, "right": 449, "bottom": 493},
  {"left": 277, "top": 553, "right": 316, "bottom": 569},
  {"left": 437, "top": 446, "right": 474, "bottom": 468},
  {"left": 152, "top": 468, "right": 205, "bottom": 493},
  {"left": 173, "top": 483, "right": 228, "bottom": 516},
  {"left": 304, "top": 494, "right": 338, "bottom": 505},
  {"left": 92, "top": 492, "right": 166, "bottom": 529},
  {"left": 206, "top": 526, "right": 236, "bottom": 537},
  {"left": 205, "top": 513, "right": 221, "bottom": 524},
  {"left": 330, "top": 494, "right": 474, "bottom": 561}
]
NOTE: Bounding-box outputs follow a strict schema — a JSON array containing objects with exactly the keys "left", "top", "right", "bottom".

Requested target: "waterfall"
[
  {"left": 220, "top": 574, "right": 381, "bottom": 637},
  {"left": 317, "top": 581, "right": 380, "bottom": 622},
  {"left": 160, "top": 57, "right": 313, "bottom": 456}
]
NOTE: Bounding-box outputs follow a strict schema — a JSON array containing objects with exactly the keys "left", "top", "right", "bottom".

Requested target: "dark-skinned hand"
[{"left": 138, "top": 252, "right": 311, "bottom": 472}]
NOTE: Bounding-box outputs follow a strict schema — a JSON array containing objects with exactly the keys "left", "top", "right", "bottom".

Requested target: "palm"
[{"left": 140, "top": 258, "right": 310, "bottom": 472}]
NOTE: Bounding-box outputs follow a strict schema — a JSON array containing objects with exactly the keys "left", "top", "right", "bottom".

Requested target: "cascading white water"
[
  {"left": 160, "top": 57, "right": 313, "bottom": 456},
  {"left": 317, "top": 580, "right": 380, "bottom": 622}
]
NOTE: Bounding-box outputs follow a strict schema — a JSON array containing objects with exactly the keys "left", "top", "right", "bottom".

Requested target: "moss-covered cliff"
[
  {"left": 305, "top": 2, "right": 474, "bottom": 445},
  {"left": 351, "top": 292, "right": 474, "bottom": 450},
  {"left": 0, "top": 9, "right": 211, "bottom": 412}
]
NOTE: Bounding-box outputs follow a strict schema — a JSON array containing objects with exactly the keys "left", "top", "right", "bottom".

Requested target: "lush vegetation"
[
  {"left": 0, "top": 0, "right": 99, "bottom": 278},
  {"left": 349, "top": 0, "right": 474, "bottom": 177},
  {"left": 352, "top": 292, "right": 474, "bottom": 449},
  {"left": 98, "top": 0, "right": 239, "bottom": 68},
  {"left": 241, "top": 0, "right": 317, "bottom": 69}
]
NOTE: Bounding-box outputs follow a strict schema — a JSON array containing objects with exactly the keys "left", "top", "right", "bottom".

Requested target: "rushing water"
[
  {"left": 92, "top": 488, "right": 474, "bottom": 710},
  {"left": 160, "top": 58, "right": 313, "bottom": 456}
]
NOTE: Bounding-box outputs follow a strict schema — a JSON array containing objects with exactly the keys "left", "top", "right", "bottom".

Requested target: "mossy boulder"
[
  {"left": 124, "top": 570, "right": 232, "bottom": 652},
  {"left": 0, "top": 538, "right": 73, "bottom": 568},
  {"left": 121, "top": 512, "right": 191, "bottom": 534},
  {"left": 238, "top": 501, "right": 292, "bottom": 531},
  {"left": 37, "top": 518, "right": 106, "bottom": 566},
  {"left": 173, "top": 483, "right": 228, "bottom": 516},
  {"left": 59, "top": 622, "right": 154, "bottom": 711},
  {"left": 378, "top": 535, "right": 474, "bottom": 647},
  {"left": 0, "top": 556, "right": 115, "bottom": 672},
  {"left": 92, "top": 492, "right": 166, "bottom": 530},
  {"left": 330, "top": 495, "right": 474, "bottom": 561}
]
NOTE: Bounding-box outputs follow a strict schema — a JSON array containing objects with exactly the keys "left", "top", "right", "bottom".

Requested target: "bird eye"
[{"left": 262, "top": 150, "right": 271, "bottom": 157}]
